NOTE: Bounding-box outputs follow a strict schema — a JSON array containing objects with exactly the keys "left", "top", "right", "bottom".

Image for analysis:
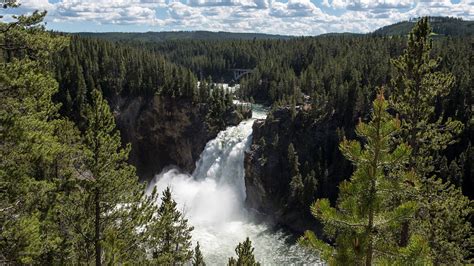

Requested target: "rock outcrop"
[
  {"left": 113, "top": 95, "right": 247, "bottom": 181},
  {"left": 244, "top": 107, "right": 353, "bottom": 233}
]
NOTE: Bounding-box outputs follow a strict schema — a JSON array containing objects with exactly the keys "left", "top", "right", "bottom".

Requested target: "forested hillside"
[
  {"left": 298, "top": 19, "right": 473, "bottom": 264},
  {"left": 76, "top": 16, "right": 473, "bottom": 43},
  {"left": 373, "top": 17, "right": 474, "bottom": 36},
  {"left": 53, "top": 36, "right": 246, "bottom": 179},
  {"left": 0, "top": 7, "right": 200, "bottom": 264},
  {"left": 1, "top": 2, "right": 473, "bottom": 264},
  {"left": 78, "top": 31, "right": 293, "bottom": 42},
  {"left": 88, "top": 29, "right": 472, "bottom": 199},
  {"left": 53, "top": 36, "right": 196, "bottom": 125},
  {"left": 0, "top": 4, "right": 256, "bottom": 264}
]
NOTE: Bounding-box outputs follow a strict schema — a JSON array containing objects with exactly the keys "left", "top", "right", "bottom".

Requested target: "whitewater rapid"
[{"left": 147, "top": 105, "right": 320, "bottom": 265}]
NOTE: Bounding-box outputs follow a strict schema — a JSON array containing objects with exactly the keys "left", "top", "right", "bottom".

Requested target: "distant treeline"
[
  {"left": 373, "top": 16, "right": 474, "bottom": 36},
  {"left": 53, "top": 36, "right": 235, "bottom": 130},
  {"left": 77, "top": 31, "right": 293, "bottom": 42},
  {"left": 56, "top": 32, "right": 473, "bottom": 198}
]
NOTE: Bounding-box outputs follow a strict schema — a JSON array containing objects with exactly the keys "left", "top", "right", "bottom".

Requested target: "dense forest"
[
  {"left": 78, "top": 31, "right": 293, "bottom": 42},
  {"left": 373, "top": 16, "right": 474, "bottom": 36},
  {"left": 161, "top": 33, "right": 472, "bottom": 197},
  {"left": 1, "top": 1, "right": 473, "bottom": 264},
  {"left": 53, "top": 35, "right": 238, "bottom": 131},
  {"left": 69, "top": 23, "right": 472, "bottom": 198},
  {"left": 0, "top": 5, "right": 256, "bottom": 264},
  {"left": 298, "top": 19, "right": 473, "bottom": 264}
]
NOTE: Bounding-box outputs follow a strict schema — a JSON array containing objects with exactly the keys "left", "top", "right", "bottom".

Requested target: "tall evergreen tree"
[
  {"left": 302, "top": 170, "right": 317, "bottom": 206},
  {"left": 390, "top": 17, "right": 462, "bottom": 176},
  {"left": 78, "top": 89, "right": 149, "bottom": 265},
  {"left": 288, "top": 143, "right": 304, "bottom": 205},
  {"left": 228, "top": 237, "right": 261, "bottom": 266},
  {"left": 147, "top": 187, "right": 194, "bottom": 265},
  {"left": 0, "top": 4, "right": 76, "bottom": 264},
  {"left": 193, "top": 242, "right": 206, "bottom": 266},
  {"left": 389, "top": 17, "right": 473, "bottom": 263},
  {"left": 299, "top": 93, "right": 428, "bottom": 265},
  {"left": 1, "top": 6, "right": 199, "bottom": 265}
]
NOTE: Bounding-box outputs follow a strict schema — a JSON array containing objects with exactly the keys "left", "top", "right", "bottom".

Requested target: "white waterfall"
[{"left": 147, "top": 105, "right": 320, "bottom": 265}]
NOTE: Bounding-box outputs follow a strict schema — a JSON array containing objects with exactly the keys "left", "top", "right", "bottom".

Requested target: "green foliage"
[
  {"left": 303, "top": 170, "right": 318, "bottom": 206},
  {"left": 55, "top": 18, "right": 474, "bottom": 200},
  {"left": 78, "top": 31, "right": 292, "bottom": 42},
  {"left": 2, "top": 5, "right": 473, "bottom": 265},
  {"left": 0, "top": 5, "right": 78, "bottom": 264},
  {"left": 193, "top": 242, "right": 206, "bottom": 266},
  {"left": 52, "top": 37, "right": 237, "bottom": 133},
  {"left": 227, "top": 237, "right": 261, "bottom": 266},
  {"left": 146, "top": 187, "right": 194, "bottom": 265},
  {"left": 21, "top": 87, "right": 195, "bottom": 265},
  {"left": 204, "top": 80, "right": 235, "bottom": 133},
  {"left": 288, "top": 143, "right": 305, "bottom": 205},
  {"left": 373, "top": 17, "right": 474, "bottom": 37},
  {"left": 53, "top": 36, "right": 198, "bottom": 126},
  {"left": 376, "top": 235, "right": 432, "bottom": 265},
  {"left": 412, "top": 178, "right": 473, "bottom": 264},
  {"left": 287, "top": 143, "right": 299, "bottom": 177},
  {"left": 0, "top": 9, "right": 67, "bottom": 62},
  {"left": 1, "top": 5, "right": 196, "bottom": 265},
  {"left": 66, "top": 89, "right": 153, "bottom": 264},
  {"left": 299, "top": 93, "right": 426, "bottom": 265},
  {"left": 289, "top": 174, "right": 304, "bottom": 205},
  {"left": 390, "top": 17, "right": 463, "bottom": 176},
  {"left": 390, "top": 17, "right": 473, "bottom": 263}
]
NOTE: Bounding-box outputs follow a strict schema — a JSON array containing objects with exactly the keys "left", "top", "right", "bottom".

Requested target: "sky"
[{"left": 2, "top": 0, "right": 473, "bottom": 35}]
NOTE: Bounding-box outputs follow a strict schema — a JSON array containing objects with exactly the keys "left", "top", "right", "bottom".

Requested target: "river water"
[{"left": 147, "top": 105, "right": 321, "bottom": 265}]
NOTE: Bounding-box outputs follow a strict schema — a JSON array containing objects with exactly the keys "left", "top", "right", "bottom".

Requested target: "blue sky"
[{"left": 3, "top": 0, "right": 473, "bottom": 35}]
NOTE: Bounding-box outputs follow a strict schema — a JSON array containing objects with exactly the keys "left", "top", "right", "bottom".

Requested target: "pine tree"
[
  {"left": 390, "top": 17, "right": 462, "bottom": 176},
  {"left": 389, "top": 17, "right": 473, "bottom": 263},
  {"left": 302, "top": 170, "right": 317, "bottom": 206},
  {"left": 227, "top": 237, "right": 261, "bottom": 266},
  {"left": 193, "top": 242, "right": 206, "bottom": 266},
  {"left": 73, "top": 63, "right": 88, "bottom": 128},
  {"left": 299, "top": 92, "right": 428, "bottom": 265},
  {"left": 147, "top": 187, "right": 194, "bottom": 265},
  {"left": 0, "top": 4, "right": 75, "bottom": 264},
  {"left": 78, "top": 89, "right": 148, "bottom": 265},
  {"left": 288, "top": 143, "right": 304, "bottom": 205}
]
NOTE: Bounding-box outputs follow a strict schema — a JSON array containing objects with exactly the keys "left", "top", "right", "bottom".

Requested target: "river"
[{"left": 147, "top": 105, "right": 321, "bottom": 265}]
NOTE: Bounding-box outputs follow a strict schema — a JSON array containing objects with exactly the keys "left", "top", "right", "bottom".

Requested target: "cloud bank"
[{"left": 8, "top": 0, "right": 474, "bottom": 35}]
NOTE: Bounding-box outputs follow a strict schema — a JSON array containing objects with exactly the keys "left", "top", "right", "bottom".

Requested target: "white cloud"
[
  {"left": 271, "top": 0, "right": 324, "bottom": 17},
  {"left": 19, "top": 0, "right": 54, "bottom": 11},
  {"left": 327, "top": 0, "right": 414, "bottom": 10},
  {"left": 52, "top": 0, "right": 163, "bottom": 25},
  {"left": 8, "top": 0, "right": 474, "bottom": 35},
  {"left": 254, "top": 0, "right": 272, "bottom": 9}
]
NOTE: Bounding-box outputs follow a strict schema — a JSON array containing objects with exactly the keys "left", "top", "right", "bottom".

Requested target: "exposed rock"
[
  {"left": 114, "top": 95, "right": 243, "bottom": 181},
  {"left": 244, "top": 107, "right": 353, "bottom": 233},
  {"left": 224, "top": 109, "right": 244, "bottom": 126}
]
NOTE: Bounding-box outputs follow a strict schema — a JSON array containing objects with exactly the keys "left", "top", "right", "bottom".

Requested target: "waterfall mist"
[{"left": 147, "top": 105, "right": 320, "bottom": 265}]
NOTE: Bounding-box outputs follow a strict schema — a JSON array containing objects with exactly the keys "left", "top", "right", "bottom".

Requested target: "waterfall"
[{"left": 147, "top": 105, "right": 320, "bottom": 265}]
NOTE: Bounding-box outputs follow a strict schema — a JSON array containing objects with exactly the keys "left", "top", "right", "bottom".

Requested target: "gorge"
[
  {"left": 3, "top": 9, "right": 472, "bottom": 264},
  {"left": 147, "top": 105, "right": 320, "bottom": 264}
]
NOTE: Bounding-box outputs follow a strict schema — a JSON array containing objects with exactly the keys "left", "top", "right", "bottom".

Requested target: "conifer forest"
[{"left": 1, "top": 1, "right": 473, "bottom": 265}]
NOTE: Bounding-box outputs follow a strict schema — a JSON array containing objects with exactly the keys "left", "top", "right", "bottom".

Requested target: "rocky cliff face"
[
  {"left": 113, "top": 95, "right": 248, "bottom": 181},
  {"left": 244, "top": 107, "right": 353, "bottom": 233}
]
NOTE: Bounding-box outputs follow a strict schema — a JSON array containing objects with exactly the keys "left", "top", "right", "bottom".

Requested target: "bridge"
[{"left": 231, "top": 69, "right": 253, "bottom": 80}]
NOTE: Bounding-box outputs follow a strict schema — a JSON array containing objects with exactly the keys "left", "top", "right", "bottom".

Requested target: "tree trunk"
[
  {"left": 366, "top": 107, "right": 381, "bottom": 266},
  {"left": 95, "top": 189, "right": 101, "bottom": 266},
  {"left": 399, "top": 221, "right": 409, "bottom": 247},
  {"left": 366, "top": 174, "right": 375, "bottom": 266},
  {"left": 366, "top": 185, "right": 375, "bottom": 266}
]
